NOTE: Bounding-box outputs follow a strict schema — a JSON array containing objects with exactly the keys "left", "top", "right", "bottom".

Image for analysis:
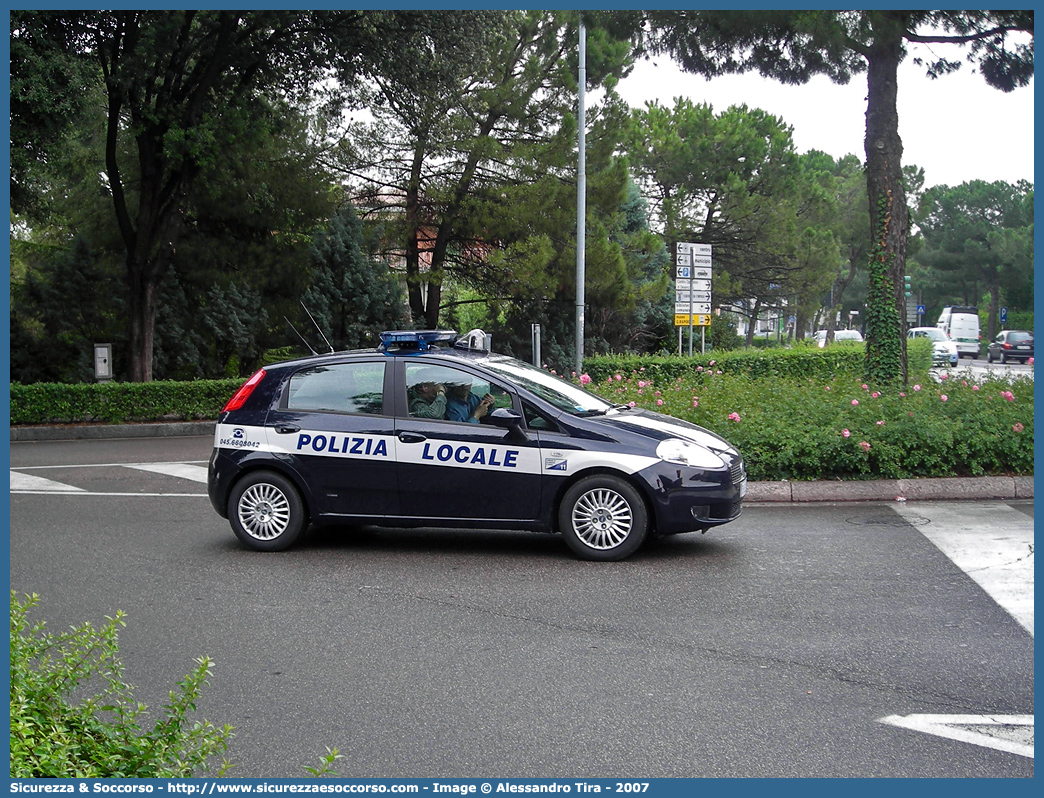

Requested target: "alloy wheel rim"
[
  {"left": 239, "top": 483, "right": 291, "bottom": 540},
  {"left": 571, "top": 488, "right": 633, "bottom": 550}
]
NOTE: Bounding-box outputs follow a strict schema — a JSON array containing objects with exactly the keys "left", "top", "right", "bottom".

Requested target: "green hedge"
[
  {"left": 581, "top": 338, "right": 933, "bottom": 383},
  {"left": 10, "top": 379, "right": 242, "bottom": 426}
]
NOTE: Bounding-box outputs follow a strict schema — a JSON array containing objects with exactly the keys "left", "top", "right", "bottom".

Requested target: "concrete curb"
[
  {"left": 11, "top": 423, "right": 1033, "bottom": 503},
  {"left": 746, "top": 475, "right": 1033, "bottom": 503}
]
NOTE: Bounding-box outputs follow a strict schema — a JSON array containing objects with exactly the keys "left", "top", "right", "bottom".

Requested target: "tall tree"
[
  {"left": 336, "top": 10, "right": 631, "bottom": 329},
  {"left": 616, "top": 10, "right": 1033, "bottom": 381},
  {"left": 627, "top": 99, "right": 838, "bottom": 344},
  {"left": 914, "top": 180, "right": 1034, "bottom": 338}
]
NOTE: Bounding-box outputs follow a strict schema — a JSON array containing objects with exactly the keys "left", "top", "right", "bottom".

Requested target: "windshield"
[
  {"left": 482, "top": 357, "right": 614, "bottom": 415},
  {"left": 912, "top": 328, "right": 947, "bottom": 342}
]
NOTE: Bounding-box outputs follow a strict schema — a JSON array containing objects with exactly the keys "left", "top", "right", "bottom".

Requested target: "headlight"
[{"left": 656, "top": 438, "right": 727, "bottom": 469}]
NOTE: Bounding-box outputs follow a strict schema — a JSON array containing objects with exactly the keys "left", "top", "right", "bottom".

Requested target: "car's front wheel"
[
  {"left": 558, "top": 475, "right": 648, "bottom": 561},
  {"left": 228, "top": 470, "right": 307, "bottom": 551}
]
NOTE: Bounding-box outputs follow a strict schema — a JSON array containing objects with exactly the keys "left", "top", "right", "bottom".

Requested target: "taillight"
[{"left": 222, "top": 369, "right": 266, "bottom": 412}]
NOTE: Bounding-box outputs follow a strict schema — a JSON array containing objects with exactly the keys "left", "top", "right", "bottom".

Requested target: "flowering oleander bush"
[{"left": 578, "top": 367, "right": 1033, "bottom": 481}]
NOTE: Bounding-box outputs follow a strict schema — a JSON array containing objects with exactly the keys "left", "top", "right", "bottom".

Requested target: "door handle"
[
  {"left": 274, "top": 424, "right": 301, "bottom": 434},
  {"left": 398, "top": 431, "right": 426, "bottom": 444}
]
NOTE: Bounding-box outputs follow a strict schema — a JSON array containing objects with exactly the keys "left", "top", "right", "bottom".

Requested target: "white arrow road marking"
[
  {"left": 895, "top": 501, "right": 1034, "bottom": 636},
  {"left": 9, "top": 470, "right": 85, "bottom": 492},
  {"left": 123, "top": 463, "right": 209, "bottom": 483},
  {"left": 879, "top": 714, "right": 1033, "bottom": 759}
]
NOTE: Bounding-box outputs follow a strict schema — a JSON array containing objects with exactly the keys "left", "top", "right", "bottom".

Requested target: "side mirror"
[{"left": 489, "top": 408, "right": 528, "bottom": 440}]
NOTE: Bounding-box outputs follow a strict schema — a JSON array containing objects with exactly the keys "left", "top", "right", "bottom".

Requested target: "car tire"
[
  {"left": 558, "top": 475, "right": 648, "bottom": 561},
  {"left": 228, "top": 470, "right": 307, "bottom": 552},
  {"left": 1000, "top": 351, "right": 1008, "bottom": 364},
  {"left": 987, "top": 350, "right": 994, "bottom": 363}
]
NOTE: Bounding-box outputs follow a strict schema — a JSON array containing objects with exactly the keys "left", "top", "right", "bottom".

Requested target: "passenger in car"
[
  {"left": 446, "top": 379, "right": 495, "bottom": 423},
  {"left": 409, "top": 379, "right": 448, "bottom": 419}
]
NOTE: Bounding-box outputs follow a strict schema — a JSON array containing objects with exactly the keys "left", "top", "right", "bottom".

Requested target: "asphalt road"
[{"left": 8, "top": 436, "right": 1034, "bottom": 778}]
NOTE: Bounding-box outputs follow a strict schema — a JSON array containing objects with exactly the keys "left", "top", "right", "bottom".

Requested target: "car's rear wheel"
[
  {"left": 558, "top": 475, "right": 648, "bottom": 561},
  {"left": 228, "top": 470, "right": 306, "bottom": 551}
]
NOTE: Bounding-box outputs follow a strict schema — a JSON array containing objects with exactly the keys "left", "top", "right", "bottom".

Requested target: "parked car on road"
[
  {"left": 814, "top": 329, "right": 864, "bottom": 348},
  {"left": 907, "top": 326, "right": 959, "bottom": 367},
  {"left": 986, "top": 330, "right": 1034, "bottom": 364},
  {"left": 208, "top": 329, "right": 747, "bottom": 561}
]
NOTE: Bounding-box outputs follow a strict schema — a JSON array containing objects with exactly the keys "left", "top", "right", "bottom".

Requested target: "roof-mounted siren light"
[
  {"left": 379, "top": 330, "right": 457, "bottom": 352},
  {"left": 459, "top": 328, "right": 491, "bottom": 352}
]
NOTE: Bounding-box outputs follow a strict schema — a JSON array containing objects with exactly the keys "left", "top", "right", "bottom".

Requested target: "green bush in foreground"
[
  {"left": 581, "top": 365, "right": 1033, "bottom": 481},
  {"left": 9, "top": 592, "right": 233, "bottom": 778}
]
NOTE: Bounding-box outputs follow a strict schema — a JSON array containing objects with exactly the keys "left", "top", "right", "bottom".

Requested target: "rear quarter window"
[{"left": 286, "top": 362, "right": 386, "bottom": 415}]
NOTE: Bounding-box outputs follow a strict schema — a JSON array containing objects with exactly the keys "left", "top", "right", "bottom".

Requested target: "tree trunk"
[{"left": 862, "top": 14, "right": 910, "bottom": 383}]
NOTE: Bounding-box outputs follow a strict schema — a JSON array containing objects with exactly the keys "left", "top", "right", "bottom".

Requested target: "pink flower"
[
  {"left": 825, "top": 386, "right": 831, "bottom": 391},
  {"left": 972, "top": 385, "right": 980, "bottom": 391},
  {"left": 628, "top": 401, "right": 636, "bottom": 408},
  {"left": 842, "top": 429, "right": 851, "bottom": 438},
  {"left": 614, "top": 374, "right": 622, "bottom": 381},
  {"left": 656, "top": 399, "right": 664, "bottom": 406},
  {"left": 940, "top": 395, "right": 948, "bottom": 402},
  {"left": 1012, "top": 422, "right": 1025, "bottom": 432},
  {"left": 871, "top": 391, "right": 880, "bottom": 399},
  {"left": 1001, "top": 391, "right": 1015, "bottom": 402},
  {"left": 692, "top": 400, "right": 699, "bottom": 408},
  {"left": 709, "top": 360, "right": 716, "bottom": 366},
  {"left": 1029, "top": 358, "right": 1034, "bottom": 365},
  {"left": 728, "top": 412, "right": 741, "bottom": 422},
  {"left": 913, "top": 384, "right": 922, "bottom": 391},
  {"left": 851, "top": 399, "right": 860, "bottom": 406},
  {"left": 940, "top": 373, "right": 949, "bottom": 380},
  {"left": 859, "top": 441, "right": 871, "bottom": 452},
  {"left": 638, "top": 380, "right": 648, "bottom": 388},
  {"left": 862, "top": 383, "right": 868, "bottom": 390},
  {"left": 876, "top": 420, "right": 885, "bottom": 426},
  {"left": 579, "top": 373, "right": 591, "bottom": 385},
  {"left": 961, "top": 380, "right": 968, "bottom": 386}
]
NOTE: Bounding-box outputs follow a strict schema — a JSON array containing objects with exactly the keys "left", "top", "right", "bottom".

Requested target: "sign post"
[{"left": 674, "top": 242, "right": 712, "bottom": 355}]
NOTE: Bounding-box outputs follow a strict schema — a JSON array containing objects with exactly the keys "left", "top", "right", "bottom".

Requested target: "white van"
[{"left": 936, "top": 306, "right": 980, "bottom": 359}]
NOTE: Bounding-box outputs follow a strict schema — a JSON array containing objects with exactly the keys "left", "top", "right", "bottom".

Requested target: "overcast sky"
[{"left": 613, "top": 43, "right": 1035, "bottom": 190}]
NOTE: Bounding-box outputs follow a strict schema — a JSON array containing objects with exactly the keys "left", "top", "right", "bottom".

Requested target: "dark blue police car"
[{"left": 208, "top": 330, "right": 746, "bottom": 561}]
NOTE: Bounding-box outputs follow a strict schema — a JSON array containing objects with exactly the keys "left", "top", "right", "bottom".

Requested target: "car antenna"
[
  {"left": 284, "top": 316, "right": 318, "bottom": 356},
  {"left": 301, "top": 301, "right": 335, "bottom": 353}
]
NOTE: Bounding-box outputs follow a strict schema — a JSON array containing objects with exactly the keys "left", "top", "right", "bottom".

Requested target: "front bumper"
[{"left": 636, "top": 454, "right": 746, "bottom": 535}]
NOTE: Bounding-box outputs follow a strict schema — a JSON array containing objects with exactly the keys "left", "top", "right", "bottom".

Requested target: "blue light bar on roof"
[{"left": 379, "top": 330, "right": 458, "bottom": 352}]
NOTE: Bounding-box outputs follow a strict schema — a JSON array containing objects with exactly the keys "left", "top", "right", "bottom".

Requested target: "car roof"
[{"left": 262, "top": 330, "right": 496, "bottom": 372}]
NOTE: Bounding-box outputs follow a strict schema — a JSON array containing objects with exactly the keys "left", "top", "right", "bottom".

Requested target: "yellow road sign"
[{"left": 674, "top": 314, "right": 712, "bottom": 327}]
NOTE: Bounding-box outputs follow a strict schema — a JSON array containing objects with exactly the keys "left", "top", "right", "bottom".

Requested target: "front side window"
[
  {"left": 404, "top": 363, "right": 511, "bottom": 423},
  {"left": 286, "top": 362, "right": 386, "bottom": 415}
]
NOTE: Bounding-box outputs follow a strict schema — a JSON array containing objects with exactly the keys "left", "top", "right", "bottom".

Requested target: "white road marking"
[
  {"left": 9, "top": 461, "right": 208, "bottom": 497},
  {"left": 879, "top": 714, "right": 1034, "bottom": 759},
  {"left": 123, "top": 463, "right": 209, "bottom": 483},
  {"left": 9, "top": 470, "right": 85, "bottom": 492},
  {"left": 895, "top": 502, "right": 1034, "bottom": 636}
]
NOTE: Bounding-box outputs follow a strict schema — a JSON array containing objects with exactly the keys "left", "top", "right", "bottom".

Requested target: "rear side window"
[{"left": 286, "top": 362, "right": 386, "bottom": 415}]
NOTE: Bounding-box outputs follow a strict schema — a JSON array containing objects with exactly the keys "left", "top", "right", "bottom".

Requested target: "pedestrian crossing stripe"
[
  {"left": 878, "top": 714, "right": 1033, "bottom": 759},
  {"left": 9, "top": 471, "right": 86, "bottom": 492}
]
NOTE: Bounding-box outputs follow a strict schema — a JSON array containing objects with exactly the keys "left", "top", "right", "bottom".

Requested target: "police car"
[{"left": 208, "top": 329, "right": 746, "bottom": 561}]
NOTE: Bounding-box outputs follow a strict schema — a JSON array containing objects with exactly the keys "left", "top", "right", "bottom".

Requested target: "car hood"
[{"left": 589, "top": 408, "right": 740, "bottom": 457}]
